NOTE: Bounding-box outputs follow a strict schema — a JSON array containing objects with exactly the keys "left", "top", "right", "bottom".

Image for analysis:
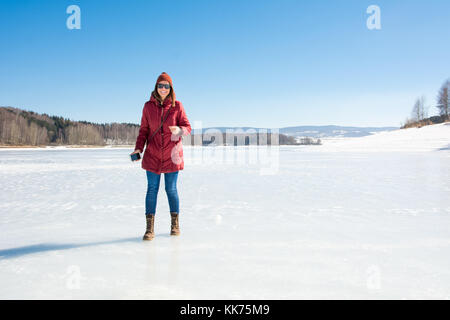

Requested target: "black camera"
[{"left": 130, "top": 152, "right": 141, "bottom": 161}]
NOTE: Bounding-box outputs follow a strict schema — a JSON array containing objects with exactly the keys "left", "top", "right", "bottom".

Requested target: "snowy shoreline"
[
  {"left": 1, "top": 122, "right": 449, "bottom": 153},
  {"left": 0, "top": 145, "right": 134, "bottom": 150}
]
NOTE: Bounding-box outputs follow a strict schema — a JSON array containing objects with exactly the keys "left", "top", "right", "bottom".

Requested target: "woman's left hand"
[{"left": 169, "top": 126, "right": 182, "bottom": 136}]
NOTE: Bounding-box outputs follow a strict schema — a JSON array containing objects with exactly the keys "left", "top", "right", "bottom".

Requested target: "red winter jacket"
[{"left": 134, "top": 94, "right": 191, "bottom": 174}]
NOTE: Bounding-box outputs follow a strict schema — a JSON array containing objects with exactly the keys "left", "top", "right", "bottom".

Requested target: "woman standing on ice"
[{"left": 130, "top": 72, "right": 191, "bottom": 241}]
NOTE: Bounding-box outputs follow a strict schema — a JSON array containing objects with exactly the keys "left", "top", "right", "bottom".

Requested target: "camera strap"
[{"left": 148, "top": 104, "right": 173, "bottom": 141}]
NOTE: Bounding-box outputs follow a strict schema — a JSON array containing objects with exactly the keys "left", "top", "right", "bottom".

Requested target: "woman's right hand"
[{"left": 130, "top": 149, "right": 142, "bottom": 161}]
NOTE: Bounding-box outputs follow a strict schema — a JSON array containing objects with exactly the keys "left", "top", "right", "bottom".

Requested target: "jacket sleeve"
[
  {"left": 135, "top": 104, "right": 149, "bottom": 152},
  {"left": 176, "top": 101, "right": 192, "bottom": 136}
]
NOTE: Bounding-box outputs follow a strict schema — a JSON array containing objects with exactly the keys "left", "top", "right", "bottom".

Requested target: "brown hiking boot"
[
  {"left": 143, "top": 214, "right": 155, "bottom": 241},
  {"left": 170, "top": 212, "right": 180, "bottom": 236}
]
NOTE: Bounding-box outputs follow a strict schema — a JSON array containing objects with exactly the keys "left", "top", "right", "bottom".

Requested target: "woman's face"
[{"left": 157, "top": 80, "right": 170, "bottom": 100}]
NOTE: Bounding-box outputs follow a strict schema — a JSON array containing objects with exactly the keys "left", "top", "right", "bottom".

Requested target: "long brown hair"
[{"left": 151, "top": 82, "right": 176, "bottom": 107}]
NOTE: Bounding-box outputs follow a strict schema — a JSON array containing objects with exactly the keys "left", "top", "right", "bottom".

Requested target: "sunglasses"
[{"left": 157, "top": 83, "right": 171, "bottom": 89}]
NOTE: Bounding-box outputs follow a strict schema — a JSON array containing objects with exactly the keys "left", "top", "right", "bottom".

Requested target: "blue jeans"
[{"left": 145, "top": 170, "right": 179, "bottom": 215}]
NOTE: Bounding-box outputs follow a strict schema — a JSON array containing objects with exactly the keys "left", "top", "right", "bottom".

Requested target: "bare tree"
[
  {"left": 411, "top": 96, "right": 428, "bottom": 122},
  {"left": 437, "top": 79, "right": 449, "bottom": 120}
]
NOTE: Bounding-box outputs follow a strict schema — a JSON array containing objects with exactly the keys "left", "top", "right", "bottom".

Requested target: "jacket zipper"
[{"left": 160, "top": 101, "right": 164, "bottom": 172}]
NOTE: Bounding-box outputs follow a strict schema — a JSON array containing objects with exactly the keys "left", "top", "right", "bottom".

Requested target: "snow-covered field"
[
  {"left": 318, "top": 122, "right": 450, "bottom": 152},
  {"left": 1, "top": 123, "right": 450, "bottom": 299}
]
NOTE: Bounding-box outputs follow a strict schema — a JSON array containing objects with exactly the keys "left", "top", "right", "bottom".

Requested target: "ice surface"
[{"left": 1, "top": 123, "right": 450, "bottom": 299}]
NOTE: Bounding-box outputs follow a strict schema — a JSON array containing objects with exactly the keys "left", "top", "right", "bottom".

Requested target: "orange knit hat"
[{"left": 156, "top": 72, "right": 173, "bottom": 87}]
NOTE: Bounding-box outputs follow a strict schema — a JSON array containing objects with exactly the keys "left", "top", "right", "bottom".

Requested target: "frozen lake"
[{"left": 1, "top": 143, "right": 450, "bottom": 299}]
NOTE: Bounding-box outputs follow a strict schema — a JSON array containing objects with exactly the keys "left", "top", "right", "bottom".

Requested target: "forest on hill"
[{"left": 0, "top": 107, "right": 139, "bottom": 146}]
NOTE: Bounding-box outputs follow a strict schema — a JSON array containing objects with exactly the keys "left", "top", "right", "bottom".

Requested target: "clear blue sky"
[{"left": 1, "top": 0, "right": 449, "bottom": 128}]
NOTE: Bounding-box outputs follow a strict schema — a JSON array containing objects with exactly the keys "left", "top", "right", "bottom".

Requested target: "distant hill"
[
  {"left": 279, "top": 125, "right": 398, "bottom": 138},
  {"left": 196, "top": 126, "right": 398, "bottom": 138},
  {"left": 197, "top": 125, "right": 398, "bottom": 140}
]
